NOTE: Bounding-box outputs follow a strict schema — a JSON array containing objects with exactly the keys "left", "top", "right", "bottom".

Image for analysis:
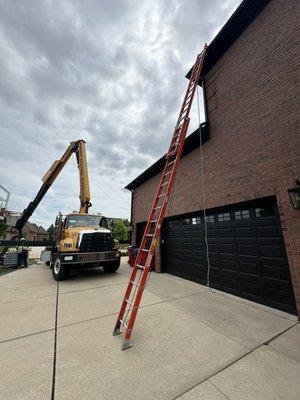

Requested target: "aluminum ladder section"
[{"left": 113, "top": 45, "right": 207, "bottom": 350}]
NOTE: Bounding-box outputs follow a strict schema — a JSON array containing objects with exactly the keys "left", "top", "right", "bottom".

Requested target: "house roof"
[
  {"left": 24, "top": 222, "right": 48, "bottom": 235},
  {"left": 186, "top": 0, "right": 271, "bottom": 81},
  {"left": 126, "top": 127, "right": 209, "bottom": 190}
]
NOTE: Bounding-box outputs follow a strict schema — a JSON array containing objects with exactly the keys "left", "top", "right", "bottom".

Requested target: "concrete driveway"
[{"left": 1, "top": 258, "right": 299, "bottom": 400}]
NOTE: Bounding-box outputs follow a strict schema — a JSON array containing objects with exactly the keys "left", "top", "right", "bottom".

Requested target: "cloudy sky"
[{"left": 0, "top": 0, "right": 240, "bottom": 228}]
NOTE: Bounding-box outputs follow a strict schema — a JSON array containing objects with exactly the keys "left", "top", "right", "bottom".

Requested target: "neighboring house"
[
  {"left": 126, "top": 0, "right": 299, "bottom": 316},
  {"left": 5, "top": 214, "right": 48, "bottom": 241}
]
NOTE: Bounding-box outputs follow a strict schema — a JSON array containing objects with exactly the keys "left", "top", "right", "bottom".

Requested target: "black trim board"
[
  {"left": 126, "top": 125, "right": 209, "bottom": 191},
  {"left": 186, "top": 0, "right": 271, "bottom": 82}
]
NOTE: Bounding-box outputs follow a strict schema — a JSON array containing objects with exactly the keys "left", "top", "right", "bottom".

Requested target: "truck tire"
[
  {"left": 52, "top": 256, "right": 70, "bottom": 281},
  {"left": 103, "top": 259, "right": 120, "bottom": 273}
]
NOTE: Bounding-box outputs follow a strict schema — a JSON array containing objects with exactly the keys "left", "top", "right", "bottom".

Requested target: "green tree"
[
  {"left": 0, "top": 217, "right": 7, "bottom": 239},
  {"left": 112, "top": 220, "right": 128, "bottom": 241}
]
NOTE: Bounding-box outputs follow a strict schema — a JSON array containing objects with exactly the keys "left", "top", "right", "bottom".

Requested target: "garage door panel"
[
  {"left": 219, "top": 243, "right": 236, "bottom": 254},
  {"left": 260, "top": 245, "right": 285, "bottom": 258},
  {"left": 212, "top": 272, "right": 239, "bottom": 292},
  {"left": 207, "top": 243, "right": 218, "bottom": 253},
  {"left": 266, "top": 286, "right": 295, "bottom": 307},
  {"left": 219, "top": 258, "right": 239, "bottom": 271},
  {"left": 240, "top": 261, "right": 260, "bottom": 275},
  {"left": 238, "top": 244, "right": 257, "bottom": 256},
  {"left": 257, "top": 225, "right": 281, "bottom": 238},
  {"left": 207, "top": 229, "right": 217, "bottom": 238},
  {"left": 262, "top": 264, "right": 291, "bottom": 280},
  {"left": 163, "top": 199, "right": 296, "bottom": 314},
  {"left": 218, "top": 228, "right": 235, "bottom": 238},
  {"left": 235, "top": 226, "right": 256, "bottom": 238},
  {"left": 241, "top": 279, "right": 261, "bottom": 296}
]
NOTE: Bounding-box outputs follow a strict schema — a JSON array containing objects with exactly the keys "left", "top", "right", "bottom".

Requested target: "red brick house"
[
  {"left": 5, "top": 214, "right": 48, "bottom": 241},
  {"left": 126, "top": 0, "right": 300, "bottom": 316}
]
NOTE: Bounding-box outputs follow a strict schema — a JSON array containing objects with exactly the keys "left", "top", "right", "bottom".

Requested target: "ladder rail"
[{"left": 113, "top": 44, "right": 207, "bottom": 349}]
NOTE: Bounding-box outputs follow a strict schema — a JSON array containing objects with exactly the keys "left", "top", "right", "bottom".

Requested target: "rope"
[{"left": 196, "top": 86, "right": 211, "bottom": 287}]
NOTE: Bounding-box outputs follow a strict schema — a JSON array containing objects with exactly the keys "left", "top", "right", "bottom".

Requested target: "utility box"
[
  {"left": 3, "top": 252, "right": 19, "bottom": 267},
  {"left": 40, "top": 250, "right": 51, "bottom": 262}
]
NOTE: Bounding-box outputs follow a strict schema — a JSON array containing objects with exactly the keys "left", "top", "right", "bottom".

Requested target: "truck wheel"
[
  {"left": 103, "top": 260, "right": 120, "bottom": 273},
  {"left": 52, "top": 257, "right": 70, "bottom": 281}
]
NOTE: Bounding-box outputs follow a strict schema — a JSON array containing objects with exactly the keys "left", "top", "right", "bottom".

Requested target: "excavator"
[{"left": 0, "top": 140, "right": 120, "bottom": 280}]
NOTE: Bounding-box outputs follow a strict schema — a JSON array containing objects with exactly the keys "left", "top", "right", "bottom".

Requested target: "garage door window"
[
  {"left": 255, "top": 207, "right": 274, "bottom": 218},
  {"left": 205, "top": 215, "right": 215, "bottom": 223},
  {"left": 234, "top": 210, "right": 250, "bottom": 220},
  {"left": 192, "top": 217, "right": 201, "bottom": 224},
  {"left": 217, "top": 213, "right": 230, "bottom": 222}
]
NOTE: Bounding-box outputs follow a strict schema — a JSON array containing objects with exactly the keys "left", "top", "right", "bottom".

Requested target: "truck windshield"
[{"left": 67, "top": 215, "right": 108, "bottom": 229}]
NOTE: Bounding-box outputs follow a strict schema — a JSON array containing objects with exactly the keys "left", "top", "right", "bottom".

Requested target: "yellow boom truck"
[{"left": 0, "top": 140, "right": 120, "bottom": 280}]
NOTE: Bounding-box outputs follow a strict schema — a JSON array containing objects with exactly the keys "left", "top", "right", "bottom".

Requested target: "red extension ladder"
[{"left": 113, "top": 45, "right": 207, "bottom": 349}]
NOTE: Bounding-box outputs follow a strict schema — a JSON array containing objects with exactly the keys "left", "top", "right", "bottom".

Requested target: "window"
[
  {"left": 255, "top": 207, "right": 274, "bottom": 218},
  {"left": 205, "top": 215, "right": 214, "bottom": 223},
  {"left": 67, "top": 214, "right": 105, "bottom": 228},
  {"left": 234, "top": 210, "right": 250, "bottom": 220},
  {"left": 218, "top": 213, "right": 230, "bottom": 222},
  {"left": 192, "top": 217, "right": 201, "bottom": 225}
]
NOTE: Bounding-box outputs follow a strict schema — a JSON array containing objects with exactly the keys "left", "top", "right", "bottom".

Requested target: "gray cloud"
[{"left": 0, "top": 0, "right": 240, "bottom": 228}]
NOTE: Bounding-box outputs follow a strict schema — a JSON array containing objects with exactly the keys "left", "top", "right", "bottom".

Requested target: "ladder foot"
[
  {"left": 121, "top": 339, "right": 132, "bottom": 350},
  {"left": 112, "top": 328, "right": 121, "bottom": 336}
]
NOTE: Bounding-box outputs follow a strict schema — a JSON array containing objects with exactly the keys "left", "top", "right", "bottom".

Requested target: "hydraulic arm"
[{"left": 0, "top": 139, "right": 91, "bottom": 258}]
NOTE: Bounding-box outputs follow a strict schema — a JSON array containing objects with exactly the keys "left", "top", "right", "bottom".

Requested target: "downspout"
[
  {"left": 128, "top": 188, "right": 134, "bottom": 245},
  {"left": 201, "top": 77, "right": 209, "bottom": 123}
]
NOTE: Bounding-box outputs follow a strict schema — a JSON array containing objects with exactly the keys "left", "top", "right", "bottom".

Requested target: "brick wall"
[{"left": 131, "top": 0, "right": 300, "bottom": 315}]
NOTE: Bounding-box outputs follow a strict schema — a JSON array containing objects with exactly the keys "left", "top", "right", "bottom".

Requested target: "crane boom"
[{"left": 0, "top": 139, "right": 91, "bottom": 259}]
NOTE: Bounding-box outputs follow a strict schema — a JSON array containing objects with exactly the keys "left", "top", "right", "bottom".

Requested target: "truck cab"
[{"left": 51, "top": 212, "right": 120, "bottom": 280}]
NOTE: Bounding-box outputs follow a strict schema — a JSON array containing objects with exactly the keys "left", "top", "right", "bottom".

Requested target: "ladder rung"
[
  {"left": 182, "top": 103, "right": 189, "bottom": 113},
  {"left": 120, "top": 319, "right": 128, "bottom": 329},
  {"left": 153, "top": 206, "right": 161, "bottom": 210},
  {"left": 141, "top": 248, "right": 149, "bottom": 252},
  {"left": 185, "top": 93, "right": 193, "bottom": 102},
  {"left": 150, "top": 220, "right": 157, "bottom": 223},
  {"left": 158, "top": 193, "right": 165, "bottom": 198},
  {"left": 161, "top": 181, "right": 169, "bottom": 187},
  {"left": 125, "top": 299, "right": 136, "bottom": 308},
  {"left": 168, "top": 149, "right": 177, "bottom": 157},
  {"left": 146, "top": 233, "right": 153, "bottom": 237},
  {"left": 131, "top": 280, "right": 139, "bottom": 287},
  {"left": 137, "top": 264, "right": 145, "bottom": 269},
  {"left": 167, "top": 160, "right": 175, "bottom": 167},
  {"left": 177, "top": 115, "right": 186, "bottom": 123},
  {"left": 164, "top": 170, "right": 172, "bottom": 176}
]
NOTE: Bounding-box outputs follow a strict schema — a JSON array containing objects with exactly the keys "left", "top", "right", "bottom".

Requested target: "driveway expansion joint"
[{"left": 171, "top": 321, "right": 299, "bottom": 400}]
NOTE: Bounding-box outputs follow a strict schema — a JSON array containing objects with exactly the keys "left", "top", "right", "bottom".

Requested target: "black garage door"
[{"left": 162, "top": 197, "right": 296, "bottom": 314}]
